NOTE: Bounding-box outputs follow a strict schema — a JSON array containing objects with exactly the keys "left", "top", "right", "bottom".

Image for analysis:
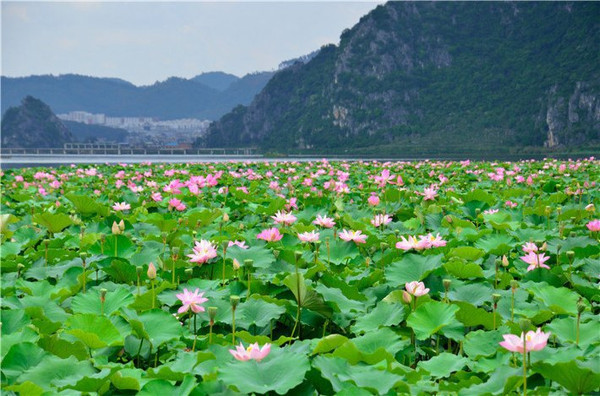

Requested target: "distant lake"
[{"left": 1, "top": 152, "right": 595, "bottom": 169}]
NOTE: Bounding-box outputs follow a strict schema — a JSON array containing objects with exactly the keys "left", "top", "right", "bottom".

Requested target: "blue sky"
[{"left": 2, "top": 1, "right": 382, "bottom": 86}]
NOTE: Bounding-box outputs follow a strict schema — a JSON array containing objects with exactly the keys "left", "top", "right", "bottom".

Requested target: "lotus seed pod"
[
  {"left": 185, "top": 268, "right": 193, "bottom": 277},
  {"left": 80, "top": 252, "right": 88, "bottom": 260},
  {"left": 577, "top": 302, "right": 586, "bottom": 314},
  {"left": 244, "top": 259, "right": 254, "bottom": 269},
  {"left": 510, "top": 280, "right": 519, "bottom": 291},
  {"left": 492, "top": 294, "right": 501, "bottom": 303},
  {"left": 567, "top": 251, "right": 575, "bottom": 261},
  {"left": 172, "top": 246, "right": 180, "bottom": 256},
  {"left": 17, "top": 263, "right": 25, "bottom": 271},
  {"left": 136, "top": 266, "right": 142, "bottom": 276},
  {"left": 100, "top": 288, "right": 107, "bottom": 301},
  {"left": 519, "top": 318, "right": 531, "bottom": 332},
  {"left": 443, "top": 279, "right": 451, "bottom": 291},
  {"left": 272, "top": 250, "right": 280, "bottom": 259},
  {"left": 208, "top": 307, "right": 218, "bottom": 321},
  {"left": 230, "top": 295, "right": 240, "bottom": 309}
]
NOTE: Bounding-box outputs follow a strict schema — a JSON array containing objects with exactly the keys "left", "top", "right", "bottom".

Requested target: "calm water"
[{"left": 1, "top": 153, "right": 595, "bottom": 169}]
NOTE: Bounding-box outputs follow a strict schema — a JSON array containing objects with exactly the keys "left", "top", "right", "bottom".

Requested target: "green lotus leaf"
[
  {"left": 448, "top": 246, "right": 485, "bottom": 261},
  {"left": 533, "top": 360, "right": 600, "bottom": 395},
  {"left": 447, "top": 283, "right": 493, "bottom": 307},
  {"left": 66, "top": 313, "right": 124, "bottom": 348},
  {"left": 2, "top": 342, "right": 49, "bottom": 383},
  {"left": 313, "top": 355, "right": 407, "bottom": 394},
  {"left": 419, "top": 352, "right": 469, "bottom": 378},
  {"left": 32, "top": 212, "right": 73, "bottom": 234},
  {"left": 138, "top": 376, "right": 197, "bottom": 396},
  {"left": 444, "top": 260, "right": 484, "bottom": 279},
  {"left": 385, "top": 254, "right": 443, "bottom": 286},
  {"left": 236, "top": 296, "right": 286, "bottom": 329},
  {"left": 527, "top": 283, "right": 580, "bottom": 316},
  {"left": 66, "top": 193, "right": 109, "bottom": 217},
  {"left": 128, "top": 309, "right": 182, "bottom": 349},
  {"left": 16, "top": 355, "right": 96, "bottom": 391},
  {"left": 219, "top": 346, "right": 310, "bottom": 395},
  {"left": 228, "top": 245, "right": 275, "bottom": 270},
  {"left": 407, "top": 301, "right": 464, "bottom": 340},
  {"left": 351, "top": 300, "right": 405, "bottom": 335},
  {"left": 463, "top": 329, "right": 503, "bottom": 358},
  {"left": 454, "top": 301, "right": 501, "bottom": 330},
  {"left": 312, "top": 334, "right": 349, "bottom": 355},
  {"left": 545, "top": 317, "right": 600, "bottom": 347},
  {"left": 71, "top": 286, "right": 134, "bottom": 316}
]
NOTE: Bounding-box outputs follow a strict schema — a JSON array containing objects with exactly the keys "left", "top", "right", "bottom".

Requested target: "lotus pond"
[{"left": 1, "top": 158, "right": 599, "bottom": 395}]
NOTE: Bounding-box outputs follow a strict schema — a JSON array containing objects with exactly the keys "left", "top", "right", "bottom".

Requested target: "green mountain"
[
  {"left": 1, "top": 71, "right": 274, "bottom": 121},
  {"left": 1, "top": 96, "right": 73, "bottom": 148},
  {"left": 203, "top": 2, "right": 600, "bottom": 156}
]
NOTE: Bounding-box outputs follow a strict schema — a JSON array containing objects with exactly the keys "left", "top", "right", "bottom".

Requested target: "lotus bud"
[
  {"left": 230, "top": 295, "right": 240, "bottom": 310},
  {"left": 585, "top": 203, "right": 595, "bottom": 213},
  {"left": 223, "top": 212, "right": 230, "bottom": 222},
  {"left": 502, "top": 255, "right": 509, "bottom": 267},
  {"left": 244, "top": 259, "right": 253, "bottom": 269},
  {"left": 118, "top": 220, "right": 125, "bottom": 232},
  {"left": 577, "top": 302, "right": 586, "bottom": 314},
  {"left": 208, "top": 307, "right": 218, "bottom": 323},
  {"left": 111, "top": 221, "right": 122, "bottom": 235},
  {"left": 519, "top": 318, "right": 531, "bottom": 332},
  {"left": 239, "top": 223, "right": 244, "bottom": 230},
  {"left": 402, "top": 290, "right": 413, "bottom": 304},
  {"left": 232, "top": 258, "right": 241, "bottom": 270},
  {"left": 556, "top": 206, "right": 562, "bottom": 215},
  {"left": 445, "top": 215, "right": 453, "bottom": 224},
  {"left": 475, "top": 208, "right": 481, "bottom": 217},
  {"left": 443, "top": 279, "right": 451, "bottom": 292},
  {"left": 147, "top": 262, "right": 157, "bottom": 280}
]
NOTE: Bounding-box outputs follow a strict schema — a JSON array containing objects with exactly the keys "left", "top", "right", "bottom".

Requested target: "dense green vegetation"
[
  {"left": 1, "top": 158, "right": 599, "bottom": 394},
  {"left": 204, "top": 2, "right": 600, "bottom": 155}
]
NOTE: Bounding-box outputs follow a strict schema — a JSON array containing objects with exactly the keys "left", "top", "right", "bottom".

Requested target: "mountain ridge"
[{"left": 203, "top": 1, "right": 600, "bottom": 155}]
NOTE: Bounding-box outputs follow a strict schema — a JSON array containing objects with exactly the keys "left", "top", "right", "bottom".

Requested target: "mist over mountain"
[
  {"left": 1, "top": 71, "right": 275, "bottom": 121},
  {"left": 203, "top": 1, "right": 600, "bottom": 155}
]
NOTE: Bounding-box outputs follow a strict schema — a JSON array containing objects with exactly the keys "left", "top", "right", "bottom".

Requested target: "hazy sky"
[{"left": 2, "top": 1, "right": 382, "bottom": 86}]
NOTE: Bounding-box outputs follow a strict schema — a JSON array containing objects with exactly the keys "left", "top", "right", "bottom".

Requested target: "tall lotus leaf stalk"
[
  {"left": 230, "top": 295, "right": 240, "bottom": 344},
  {"left": 519, "top": 319, "right": 531, "bottom": 396},
  {"left": 545, "top": 206, "right": 551, "bottom": 229},
  {"left": 81, "top": 253, "right": 87, "bottom": 293},
  {"left": 326, "top": 237, "right": 331, "bottom": 266},
  {"left": 494, "top": 258, "right": 501, "bottom": 289},
  {"left": 100, "top": 288, "right": 107, "bottom": 316},
  {"left": 314, "top": 240, "right": 321, "bottom": 266},
  {"left": 136, "top": 266, "right": 142, "bottom": 296},
  {"left": 291, "top": 251, "right": 303, "bottom": 339},
  {"left": 492, "top": 293, "right": 501, "bottom": 330},
  {"left": 244, "top": 259, "right": 254, "bottom": 296},
  {"left": 161, "top": 232, "right": 168, "bottom": 268},
  {"left": 100, "top": 234, "right": 105, "bottom": 255},
  {"left": 192, "top": 311, "right": 198, "bottom": 352},
  {"left": 172, "top": 247, "right": 179, "bottom": 284},
  {"left": 555, "top": 244, "right": 562, "bottom": 267},
  {"left": 147, "top": 262, "right": 157, "bottom": 309},
  {"left": 44, "top": 239, "right": 49, "bottom": 266},
  {"left": 380, "top": 242, "right": 388, "bottom": 268},
  {"left": 510, "top": 280, "right": 518, "bottom": 322},
  {"left": 185, "top": 268, "right": 193, "bottom": 282},
  {"left": 221, "top": 242, "right": 228, "bottom": 286},
  {"left": 566, "top": 250, "right": 575, "bottom": 281},
  {"left": 17, "top": 263, "right": 24, "bottom": 279},
  {"left": 576, "top": 300, "right": 585, "bottom": 346},
  {"left": 208, "top": 307, "right": 217, "bottom": 345}
]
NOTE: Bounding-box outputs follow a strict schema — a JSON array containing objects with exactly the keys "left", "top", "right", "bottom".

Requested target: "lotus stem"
[
  {"left": 222, "top": 246, "right": 227, "bottom": 287},
  {"left": 192, "top": 313, "right": 197, "bottom": 352},
  {"left": 522, "top": 343, "right": 527, "bottom": 396},
  {"left": 151, "top": 280, "right": 155, "bottom": 309},
  {"left": 137, "top": 338, "right": 144, "bottom": 367},
  {"left": 114, "top": 234, "right": 118, "bottom": 258}
]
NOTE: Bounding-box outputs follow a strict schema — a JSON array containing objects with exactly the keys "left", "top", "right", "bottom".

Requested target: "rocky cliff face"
[
  {"left": 1, "top": 96, "right": 73, "bottom": 148},
  {"left": 204, "top": 1, "right": 600, "bottom": 153}
]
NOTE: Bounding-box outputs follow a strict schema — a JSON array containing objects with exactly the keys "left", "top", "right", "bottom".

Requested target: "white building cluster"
[{"left": 57, "top": 111, "right": 209, "bottom": 132}]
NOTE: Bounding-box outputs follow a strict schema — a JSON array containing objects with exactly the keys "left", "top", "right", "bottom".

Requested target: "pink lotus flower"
[
  {"left": 313, "top": 214, "right": 335, "bottom": 228},
  {"left": 176, "top": 288, "right": 208, "bottom": 314},
  {"left": 257, "top": 227, "right": 283, "bottom": 242},
  {"left": 586, "top": 219, "right": 600, "bottom": 232},
  {"left": 405, "top": 281, "right": 429, "bottom": 297},
  {"left": 395, "top": 235, "right": 430, "bottom": 251},
  {"left": 484, "top": 208, "right": 499, "bottom": 215},
  {"left": 187, "top": 240, "right": 218, "bottom": 264},
  {"left": 423, "top": 186, "right": 438, "bottom": 201},
  {"left": 271, "top": 210, "right": 297, "bottom": 225},
  {"left": 505, "top": 200, "right": 518, "bottom": 208},
  {"left": 229, "top": 342, "right": 271, "bottom": 362},
  {"left": 522, "top": 242, "right": 538, "bottom": 253},
  {"left": 520, "top": 252, "right": 551, "bottom": 272},
  {"left": 339, "top": 229, "right": 367, "bottom": 244},
  {"left": 298, "top": 230, "right": 320, "bottom": 243},
  {"left": 151, "top": 192, "right": 163, "bottom": 202},
  {"left": 420, "top": 233, "right": 447, "bottom": 248},
  {"left": 368, "top": 194, "right": 380, "bottom": 206},
  {"left": 499, "top": 328, "right": 550, "bottom": 353},
  {"left": 168, "top": 198, "right": 186, "bottom": 211},
  {"left": 112, "top": 202, "right": 131, "bottom": 211},
  {"left": 371, "top": 214, "right": 392, "bottom": 227},
  {"left": 228, "top": 240, "right": 248, "bottom": 249}
]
